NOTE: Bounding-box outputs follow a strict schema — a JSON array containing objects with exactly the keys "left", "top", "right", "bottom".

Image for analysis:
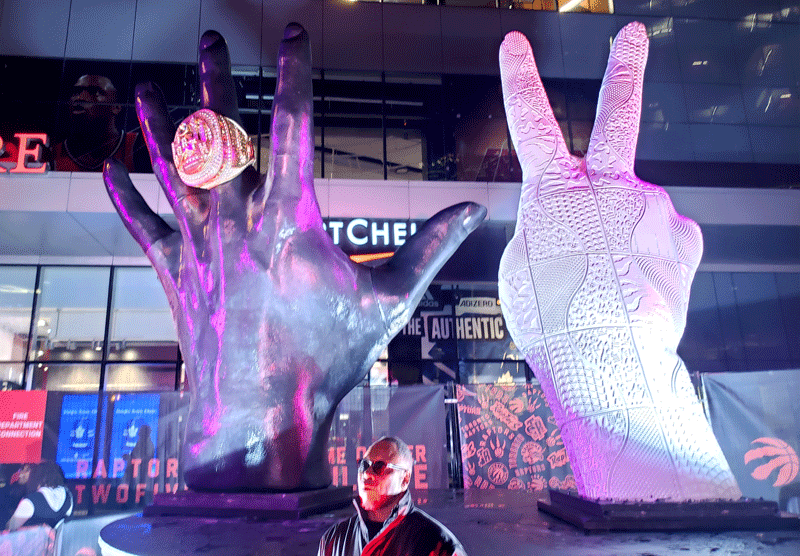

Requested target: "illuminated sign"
[
  {"left": 0, "top": 133, "right": 49, "bottom": 173},
  {"left": 323, "top": 218, "right": 418, "bottom": 252},
  {"left": 0, "top": 391, "right": 47, "bottom": 463},
  {"left": 56, "top": 394, "right": 98, "bottom": 479}
]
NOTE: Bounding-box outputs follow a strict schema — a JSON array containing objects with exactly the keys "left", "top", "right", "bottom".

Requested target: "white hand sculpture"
[{"left": 497, "top": 22, "right": 741, "bottom": 501}]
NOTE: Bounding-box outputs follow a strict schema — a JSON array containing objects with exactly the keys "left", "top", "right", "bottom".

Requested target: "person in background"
[
  {"left": 0, "top": 463, "right": 32, "bottom": 526},
  {"left": 318, "top": 437, "right": 466, "bottom": 556},
  {"left": 5, "top": 461, "right": 73, "bottom": 531},
  {"left": 50, "top": 75, "right": 148, "bottom": 172}
]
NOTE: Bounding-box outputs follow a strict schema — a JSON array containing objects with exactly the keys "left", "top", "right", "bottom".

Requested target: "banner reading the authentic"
[
  {"left": 703, "top": 370, "right": 800, "bottom": 510},
  {"left": 456, "top": 383, "right": 574, "bottom": 491},
  {"left": 389, "top": 285, "right": 525, "bottom": 384}
]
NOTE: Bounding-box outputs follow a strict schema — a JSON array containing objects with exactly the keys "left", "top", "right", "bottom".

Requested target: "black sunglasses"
[{"left": 358, "top": 458, "right": 407, "bottom": 476}]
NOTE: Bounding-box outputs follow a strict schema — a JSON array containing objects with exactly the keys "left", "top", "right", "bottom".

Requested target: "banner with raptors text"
[
  {"left": 1, "top": 387, "right": 448, "bottom": 512},
  {"left": 703, "top": 370, "right": 800, "bottom": 510},
  {"left": 456, "top": 384, "right": 574, "bottom": 492}
]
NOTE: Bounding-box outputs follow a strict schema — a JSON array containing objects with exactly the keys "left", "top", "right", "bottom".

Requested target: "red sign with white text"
[
  {"left": 0, "top": 133, "right": 49, "bottom": 173},
  {"left": 0, "top": 390, "right": 47, "bottom": 463}
]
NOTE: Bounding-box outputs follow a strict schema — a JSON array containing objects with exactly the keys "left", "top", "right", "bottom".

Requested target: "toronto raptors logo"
[
  {"left": 744, "top": 437, "right": 799, "bottom": 487},
  {"left": 487, "top": 462, "right": 509, "bottom": 485}
]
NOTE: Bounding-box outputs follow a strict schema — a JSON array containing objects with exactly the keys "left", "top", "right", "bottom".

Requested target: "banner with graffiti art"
[
  {"left": 703, "top": 370, "right": 800, "bottom": 510},
  {"left": 455, "top": 383, "right": 574, "bottom": 491}
]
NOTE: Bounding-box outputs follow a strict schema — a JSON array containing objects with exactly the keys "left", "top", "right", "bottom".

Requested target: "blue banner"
[
  {"left": 56, "top": 394, "right": 98, "bottom": 479},
  {"left": 108, "top": 394, "right": 160, "bottom": 479}
]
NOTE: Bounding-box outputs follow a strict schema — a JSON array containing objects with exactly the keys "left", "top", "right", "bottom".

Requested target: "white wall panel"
[
  {"left": 329, "top": 180, "right": 409, "bottom": 219},
  {"left": 0, "top": 0, "right": 70, "bottom": 57},
  {"left": 441, "top": 7, "right": 502, "bottom": 76},
  {"left": 199, "top": 0, "right": 262, "bottom": 66},
  {"left": 133, "top": 0, "right": 202, "bottom": 63},
  {"left": 323, "top": 1, "right": 383, "bottom": 72},
  {"left": 409, "top": 181, "right": 487, "bottom": 221},
  {"left": 383, "top": 4, "right": 442, "bottom": 74},
  {"left": 65, "top": 0, "right": 136, "bottom": 60},
  {"left": 487, "top": 182, "right": 520, "bottom": 223},
  {"left": 0, "top": 173, "right": 70, "bottom": 212},
  {"left": 261, "top": 0, "right": 324, "bottom": 69}
]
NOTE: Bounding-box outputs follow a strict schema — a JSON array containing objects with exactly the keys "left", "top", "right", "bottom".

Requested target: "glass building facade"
[{"left": 1, "top": 0, "right": 799, "bottom": 392}]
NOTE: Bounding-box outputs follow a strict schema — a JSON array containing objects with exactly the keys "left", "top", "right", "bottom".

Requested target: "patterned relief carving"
[{"left": 498, "top": 23, "right": 741, "bottom": 501}]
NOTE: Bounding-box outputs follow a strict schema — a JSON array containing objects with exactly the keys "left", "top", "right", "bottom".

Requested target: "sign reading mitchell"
[{"left": 323, "top": 218, "right": 418, "bottom": 253}]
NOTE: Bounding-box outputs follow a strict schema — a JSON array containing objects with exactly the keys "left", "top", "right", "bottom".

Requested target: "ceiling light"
[
  {"left": 350, "top": 252, "right": 394, "bottom": 264},
  {"left": 559, "top": 0, "right": 583, "bottom": 12}
]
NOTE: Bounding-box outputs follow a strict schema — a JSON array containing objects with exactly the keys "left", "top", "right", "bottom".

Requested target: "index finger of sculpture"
[
  {"left": 135, "top": 81, "right": 210, "bottom": 238},
  {"left": 134, "top": 83, "right": 188, "bottom": 207},
  {"left": 103, "top": 158, "right": 176, "bottom": 262},
  {"left": 265, "top": 23, "right": 318, "bottom": 222},
  {"left": 500, "top": 31, "right": 572, "bottom": 197},
  {"left": 586, "top": 22, "right": 648, "bottom": 183},
  {"left": 198, "top": 30, "right": 241, "bottom": 123}
]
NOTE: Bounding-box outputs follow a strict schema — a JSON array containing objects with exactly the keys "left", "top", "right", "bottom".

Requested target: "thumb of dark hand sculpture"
[{"left": 102, "top": 24, "right": 486, "bottom": 492}]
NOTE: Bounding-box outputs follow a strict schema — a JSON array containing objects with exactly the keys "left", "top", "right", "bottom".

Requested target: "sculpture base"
[
  {"left": 538, "top": 489, "right": 800, "bottom": 532},
  {"left": 143, "top": 486, "right": 354, "bottom": 520}
]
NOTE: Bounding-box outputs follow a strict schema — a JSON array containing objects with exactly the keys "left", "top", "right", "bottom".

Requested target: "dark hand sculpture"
[{"left": 103, "top": 24, "right": 486, "bottom": 491}]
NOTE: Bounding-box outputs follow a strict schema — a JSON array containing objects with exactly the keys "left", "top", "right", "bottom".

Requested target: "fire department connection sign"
[{"left": 0, "top": 391, "right": 47, "bottom": 463}]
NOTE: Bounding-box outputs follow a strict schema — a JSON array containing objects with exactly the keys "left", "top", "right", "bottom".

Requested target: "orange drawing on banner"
[
  {"left": 489, "top": 434, "right": 506, "bottom": 457},
  {"left": 477, "top": 446, "right": 492, "bottom": 467},
  {"left": 487, "top": 462, "right": 509, "bottom": 485},
  {"left": 547, "top": 448, "right": 569, "bottom": 468},
  {"left": 524, "top": 414, "right": 547, "bottom": 441},
  {"left": 744, "top": 437, "right": 799, "bottom": 487},
  {"left": 528, "top": 475, "right": 547, "bottom": 491},
  {"left": 490, "top": 400, "right": 522, "bottom": 431},
  {"left": 508, "top": 397, "right": 525, "bottom": 414},
  {"left": 521, "top": 441, "right": 544, "bottom": 464},
  {"left": 462, "top": 440, "right": 476, "bottom": 460}
]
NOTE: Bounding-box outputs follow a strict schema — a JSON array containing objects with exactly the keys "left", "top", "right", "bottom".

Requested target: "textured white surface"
[{"left": 497, "top": 23, "right": 742, "bottom": 501}]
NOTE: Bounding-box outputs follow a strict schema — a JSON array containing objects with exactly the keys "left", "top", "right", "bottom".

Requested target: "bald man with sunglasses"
[{"left": 318, "top": 437, "right": 467, "bottom": 556}]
